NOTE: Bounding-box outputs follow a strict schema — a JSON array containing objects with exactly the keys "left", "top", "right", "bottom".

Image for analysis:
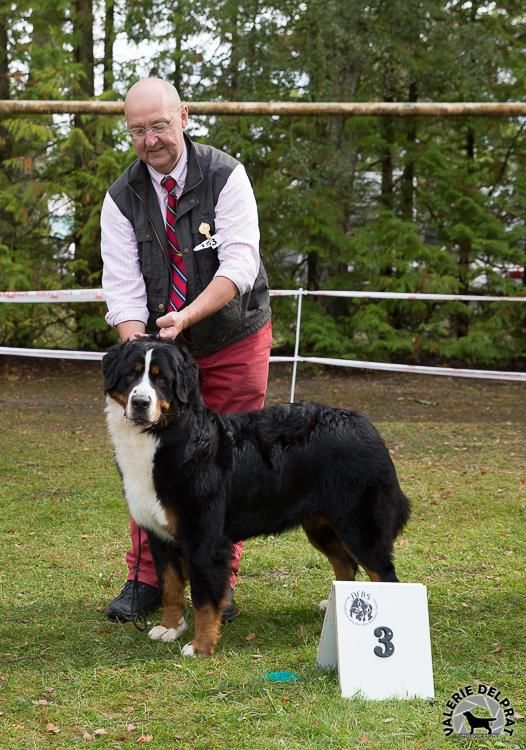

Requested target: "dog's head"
[{"left": 102, "top": 338, "right": 199, "bottom": 428}]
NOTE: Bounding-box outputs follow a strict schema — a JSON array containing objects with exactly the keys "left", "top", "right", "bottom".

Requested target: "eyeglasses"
[{"left": 127, "top": 118, "right": 175, "bottom": 140}]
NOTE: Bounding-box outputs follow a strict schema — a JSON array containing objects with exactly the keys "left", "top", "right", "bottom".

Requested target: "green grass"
[{"left": 0, "top": 364, "right": 524, "bottom": 749}]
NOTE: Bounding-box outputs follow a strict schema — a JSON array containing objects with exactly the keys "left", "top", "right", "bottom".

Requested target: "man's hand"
[
  {"left": 156, "top": 311, "right": 187, "bottom": 339},
  {"left": 155, "top": 277, "right": 238, "bottom": 340}
]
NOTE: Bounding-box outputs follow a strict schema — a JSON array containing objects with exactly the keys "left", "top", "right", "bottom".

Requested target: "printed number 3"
[{"left": 374, "top": 626, "right": 395, "bottom": 658}]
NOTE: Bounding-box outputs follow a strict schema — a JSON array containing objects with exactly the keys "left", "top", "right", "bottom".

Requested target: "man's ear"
[
  {"left": 102, "top": 344, "right": 124, "bottom": 392},
  {"left": 171, "top": 344, "right": 199, "bottom": 404}
]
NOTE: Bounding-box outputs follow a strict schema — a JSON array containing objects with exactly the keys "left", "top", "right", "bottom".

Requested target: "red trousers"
[{"left": 126, "top": 320, "right": 272, "bottom": 589}]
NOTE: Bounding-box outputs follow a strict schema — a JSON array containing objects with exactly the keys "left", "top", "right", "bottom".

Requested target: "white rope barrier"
[
  {"left": 0, "top": 289, "right": 106, "bottom": 303},
  {"left": 0, "top": 346, "right": 104, "bottom": 361},
  {"left": 2, "top": 288, "right": 524, "bottom": 303},
  {"left": 297, "top": 356, "right": 526, "bottom": 382},
  {"left": 1, "top": 348, "right": 523, "bottom": 382},
  {"left": 1, "top": 287, "right": 525, "bottom": 387},
  {"left": 299, "top": 290, "right": 526, "bottom": 303}
]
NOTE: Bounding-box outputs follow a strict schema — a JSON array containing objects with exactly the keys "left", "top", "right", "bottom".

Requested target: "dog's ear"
[
  {"left": 170, "top": 344, "right": 199, "bottom": 404},
  {"left": 102, "top": 343, "right": 124, "bottom": 392}
]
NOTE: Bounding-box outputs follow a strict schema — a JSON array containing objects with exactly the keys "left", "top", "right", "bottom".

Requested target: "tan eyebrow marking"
[{"left": 151, "top": 364, "right": 161, "bottom": 376}]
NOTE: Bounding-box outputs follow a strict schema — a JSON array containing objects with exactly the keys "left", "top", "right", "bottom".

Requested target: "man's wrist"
[{"left": 117, "top": 320, "right": 146, "bottom": 341}]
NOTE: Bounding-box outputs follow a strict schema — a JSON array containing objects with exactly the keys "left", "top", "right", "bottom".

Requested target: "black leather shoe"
[
  {"left": 221, "top": 587, "right": 239, "bottom": 624},
  {"left": 106, "top": 581, "right": 161, "bottom": 622}
]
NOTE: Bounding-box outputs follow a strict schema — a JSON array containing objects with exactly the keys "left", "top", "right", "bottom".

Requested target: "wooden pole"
[{"left": 1, "top": 100, "right": 526, "bottom": 117}]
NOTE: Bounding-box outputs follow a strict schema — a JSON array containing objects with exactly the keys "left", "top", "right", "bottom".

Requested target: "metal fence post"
[{"left": 289, "top": 288, "right": 304, "bottom": 403}]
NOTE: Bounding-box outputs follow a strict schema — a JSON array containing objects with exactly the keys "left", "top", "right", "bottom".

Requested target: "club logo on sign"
[{"left": 344, "top": 591, "right": 378, "bottom": 625}]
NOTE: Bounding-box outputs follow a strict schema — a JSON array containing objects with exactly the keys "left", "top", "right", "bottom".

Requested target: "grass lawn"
[{"left": 0, "top": 360, "right": 524, "bottom": 749}]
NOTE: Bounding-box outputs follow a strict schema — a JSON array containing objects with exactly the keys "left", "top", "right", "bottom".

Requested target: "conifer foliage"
[{"left": 0, "top": 1, "right": 524, "bottom": 366}]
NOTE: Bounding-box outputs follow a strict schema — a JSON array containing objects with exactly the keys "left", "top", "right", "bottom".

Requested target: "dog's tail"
[{"left": 394, "top": 486, "right": 412, "bottom": 538}]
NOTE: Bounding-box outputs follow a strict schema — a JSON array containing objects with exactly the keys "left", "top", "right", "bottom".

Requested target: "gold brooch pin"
[{"left": 199, "top": 222, "right": 212, "bottom": 241}]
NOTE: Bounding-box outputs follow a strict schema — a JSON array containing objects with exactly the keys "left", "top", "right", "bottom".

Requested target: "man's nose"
[{"left": 144, "top": 131, "right": 158, "bottom": 147}]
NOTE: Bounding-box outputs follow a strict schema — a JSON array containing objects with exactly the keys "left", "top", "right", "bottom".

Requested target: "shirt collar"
[{"left": 146, "top": 141, "right": 188, "bottom": 191}]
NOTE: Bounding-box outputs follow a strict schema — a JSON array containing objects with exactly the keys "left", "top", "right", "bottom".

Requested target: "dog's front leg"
[
  {"left": 181, "top": 602, "right": 225, "bottom": 657},
  {"left": 181, "top": 545, "right": 231, "bottom": 658},
  {"left": 148, "top": 545, "right": 188, "bottom": 643}
]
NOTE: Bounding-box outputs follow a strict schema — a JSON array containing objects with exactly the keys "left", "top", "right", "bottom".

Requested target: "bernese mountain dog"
[{"left": 102, "top": 338, "right": 410, "bottom": 657}]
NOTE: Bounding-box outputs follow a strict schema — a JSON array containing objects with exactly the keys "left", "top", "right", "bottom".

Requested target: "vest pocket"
[{"left": 191, "top": 214, "right": 215, "bottom": 247}]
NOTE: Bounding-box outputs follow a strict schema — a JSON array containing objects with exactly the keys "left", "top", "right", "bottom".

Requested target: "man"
[{"left": 101, "top": 77, "right": 272, "bottom": 624}]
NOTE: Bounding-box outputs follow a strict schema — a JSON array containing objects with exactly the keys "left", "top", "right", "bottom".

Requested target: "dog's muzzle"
[{"left": 126, "top": 384, "right": 158, "bottom": 425}]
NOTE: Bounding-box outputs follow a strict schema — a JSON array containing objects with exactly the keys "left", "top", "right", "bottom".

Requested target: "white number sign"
[{"left": 317, "top": 582, "right": 434, "bottom": 700}]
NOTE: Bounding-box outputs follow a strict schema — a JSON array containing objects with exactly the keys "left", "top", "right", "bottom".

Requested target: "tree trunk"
[
  {"left": 0, "top": 12, "right": 9, "bottom": 101},
  {"left": 401, "top": 81, "right": 417, "bottom": 220},
  {"left": 458, "top": 127, "right": 475, "bottom": 295},
  {"left": 74, "top": 0, "right": 95, "bottom": 97},
  {"left": 454, "top": 127, "right": 475, "bottom": 339},
  {"left": 72, "top": 0, "right": 96, "bottom": 286},
  {"left": 103, "top": 0, "right": 115, "bottom": 92},
  {"left": 307, "top": 251, "right": 321, "bottom": 290}
]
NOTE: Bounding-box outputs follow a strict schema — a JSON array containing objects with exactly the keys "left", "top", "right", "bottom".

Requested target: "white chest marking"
[{"left": 106, "top": 397, "right": 173, "bottom": 542}]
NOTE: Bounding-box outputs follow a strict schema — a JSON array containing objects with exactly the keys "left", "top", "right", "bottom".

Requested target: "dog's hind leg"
[
  {"left": 336, "top": 527, "right": 399, "bottom": 583},
  {"left": 302, "top": 516, "right": 359, "bottom": 581}
]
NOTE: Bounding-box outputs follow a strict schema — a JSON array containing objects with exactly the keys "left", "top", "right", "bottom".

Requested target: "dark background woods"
[{"left": 0, "top": 1, "right": 525, "bottom": 367}]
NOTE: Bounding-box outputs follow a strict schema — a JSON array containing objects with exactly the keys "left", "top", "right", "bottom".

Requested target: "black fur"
[{"left": 103, "top": 339, "right": 411, "bottom": 655}]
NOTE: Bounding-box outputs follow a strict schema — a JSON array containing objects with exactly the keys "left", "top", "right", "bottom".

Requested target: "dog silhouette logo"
[
  {"left": 344, "top": 592, "right": 378, "bottom": 625},
  {"left": 442, "top": 683, "right": 516, "bottom": 737},
  {"left": 461, "top": 709, "right": 497, "bottom": 735}
]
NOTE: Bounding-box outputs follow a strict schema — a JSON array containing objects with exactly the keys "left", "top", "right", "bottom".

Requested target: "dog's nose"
[{"left": 131, "top": 394, "right": 151, "bottom": 411}]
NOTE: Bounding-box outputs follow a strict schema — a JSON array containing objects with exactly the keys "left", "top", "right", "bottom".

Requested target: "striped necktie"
[{"left": 161, "top": 175, "right": 187, "bottom": 311}]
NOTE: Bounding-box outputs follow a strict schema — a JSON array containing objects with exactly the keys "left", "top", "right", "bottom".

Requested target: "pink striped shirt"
[{"left": 101, "top": 143, "right": 260, "bottom": 327}]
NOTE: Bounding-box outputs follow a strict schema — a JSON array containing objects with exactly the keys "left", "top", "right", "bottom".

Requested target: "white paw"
[
  {"left": 148, "top": 618, "right": 187, "bottom": 642},
  {"left": 181, "top": 642, "right": 196, "bottom": 658},
  {"left": 319, "top": 599, "right": 329, "bottom": 612}
]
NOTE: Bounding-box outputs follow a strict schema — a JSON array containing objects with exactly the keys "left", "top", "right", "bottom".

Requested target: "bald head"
[
  {"left": 124, "top": 78, "right": 182, "bottom": 116},
  {"left": 124, "top": 78, "right": 189, "bottom": 174}
]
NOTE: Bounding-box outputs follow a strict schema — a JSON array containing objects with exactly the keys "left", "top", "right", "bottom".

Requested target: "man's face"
[{"left": 125, "top": 90, "right": 189, "bottom": 174}]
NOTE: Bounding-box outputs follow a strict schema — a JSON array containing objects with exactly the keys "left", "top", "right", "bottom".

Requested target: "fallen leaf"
[
  {"left": 94, "top": 728, "right": 108, "bottom": 736},
  {"left": 359, "top": 734, "right": 369, "bottom": 744},
  {"left": 126, "top": 723, "right": 137, "bottom": 732},
  {"left": 245, "top": 632, "right": 256, "bottom": 641},
  {"left": 82, "top": 731, "right": 95, "bottom": 741},
  {"left": 493, "top": 642, "right": 502, "bottom": 653},
  {"left": 137, "top": 734, "right": 153, "bottom": 744},
  {"left": 46, "top": 722, "right": 60, "bottom": 734}
]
